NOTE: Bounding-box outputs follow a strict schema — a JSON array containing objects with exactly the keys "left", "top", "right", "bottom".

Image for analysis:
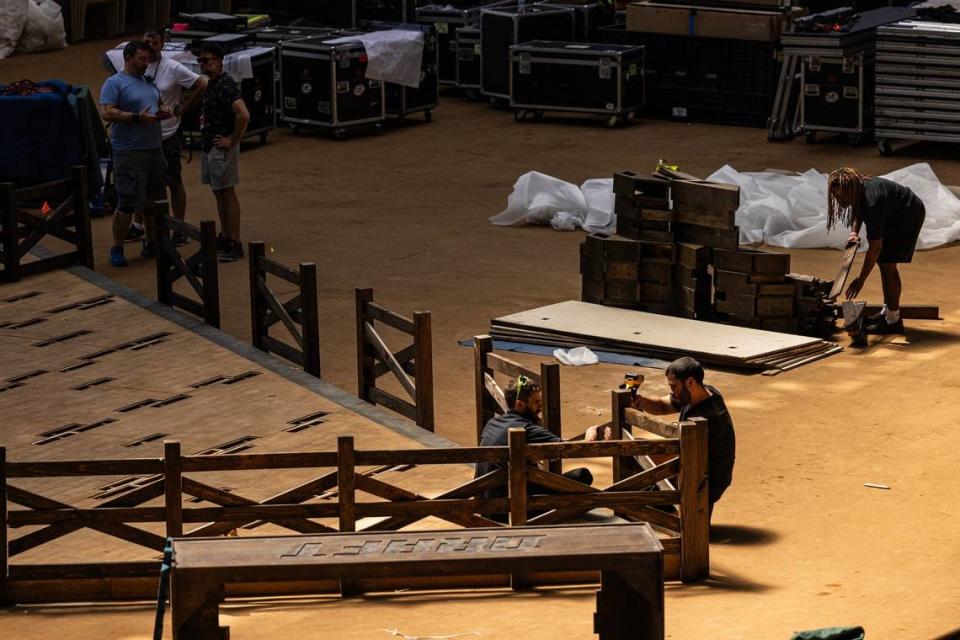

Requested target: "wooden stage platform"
[{"left": 0, "top": 266, "right": 465, "bottom": 567}]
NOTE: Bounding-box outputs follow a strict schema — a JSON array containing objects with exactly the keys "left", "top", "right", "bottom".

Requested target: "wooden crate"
[
  {"left": 676, "top": 242, "right": 711, "bottom": 270},
  {"left": 671, "top": 180, "right": 739, "bottom": 231},
  {"left": 674, "top": 223, "right": 739, "bottom": 251},
  {"left": 714, "top": 248, "right": 790, "bottom": 274},
  {"left": 613, "top": 170, "right": 671, "bottom": 205}
]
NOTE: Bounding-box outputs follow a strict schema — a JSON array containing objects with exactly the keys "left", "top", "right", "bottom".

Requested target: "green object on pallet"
[{"left": 791, "top": 627, "right": 865, "bottom": 640}]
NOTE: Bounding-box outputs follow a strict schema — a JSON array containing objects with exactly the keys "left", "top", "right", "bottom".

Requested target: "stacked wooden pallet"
[
  {"left": 713, "top": 248, "right": 795, "bottom": 333},
  {"left": 580, "top": 233, "right": 674, "bottom": 312}
]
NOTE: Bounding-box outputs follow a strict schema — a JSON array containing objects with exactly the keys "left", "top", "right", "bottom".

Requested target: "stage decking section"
[{"left": 0, "top": 268, "right": 469, "bottom": 565}]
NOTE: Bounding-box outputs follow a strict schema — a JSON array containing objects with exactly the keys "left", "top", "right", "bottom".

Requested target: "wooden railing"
[
  {"left": 0, "top": 400, "right": 709, "bottom": 603},
  {"left": 0, "top": 166, "right": 94, "bottom": 282},
  {"left": 154, "top": 213, "right": 220, "bottom": 328},
  {"left": 248, "top": 241, "right": 321, "bottom": 378},
  {"left": 355, "top": 288, "right": 434, "bottom": 431}
]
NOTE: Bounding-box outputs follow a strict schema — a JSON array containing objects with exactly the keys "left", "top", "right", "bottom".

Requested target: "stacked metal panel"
[{"left": 875, "top": 20, "right": 960, "bottom": 153}]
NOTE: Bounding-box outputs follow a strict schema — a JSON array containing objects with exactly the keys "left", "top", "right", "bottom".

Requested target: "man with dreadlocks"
[{"left": 827, "top": 167, "right": 926, "bottom": 334}]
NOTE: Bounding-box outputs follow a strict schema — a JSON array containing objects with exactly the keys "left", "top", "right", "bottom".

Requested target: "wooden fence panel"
[{"left": 155, "top": 214, "right": 220, "bottom": 328}]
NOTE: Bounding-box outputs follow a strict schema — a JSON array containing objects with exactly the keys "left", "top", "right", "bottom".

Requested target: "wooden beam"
[
  {"left": 337, "top": 437, "right": 356, "bottom": 533},
  {"left": 679, "top": 418, "right": 709, "bottom": 582},
  {"left": 355, "top": 288, "right": 374, "bottom": 402},
  {"left": 413, "top": 311, "right": 434, "bottom": 431},
  {"left": 624, "top": 409, "right": 679, "bottom": 439},
  {"left": 164, "top": 441, "right": 183, "bottom": 538},
  {"left": 508, "top": 428, "right": 527, "bottom": 526}
]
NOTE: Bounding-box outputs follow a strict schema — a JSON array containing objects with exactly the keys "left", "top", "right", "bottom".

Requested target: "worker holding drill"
[
  {"left": 828, "top": 167, "right": 926, "bottom": 334},
  {"left": 630, "top": 357, "right": 736, "bottom": 520}
]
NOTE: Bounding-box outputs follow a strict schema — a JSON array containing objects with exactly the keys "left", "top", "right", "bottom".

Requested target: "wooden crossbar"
[
  {"left": 155, "top": 214, "right": 220, "bottom": 328},
  {"left": 0, "top": 166, "right": 93, "bottom": 283},
  {"left": 249, "top": 241, "right": 321, "bottom": 377},
  {"left": 356, "top": 288, "right": 434, "bottom": 431}
]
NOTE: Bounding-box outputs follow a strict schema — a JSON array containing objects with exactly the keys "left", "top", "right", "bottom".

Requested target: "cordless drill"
[{"left": 619, "top": 373, "right": 644, "bottom": 398}]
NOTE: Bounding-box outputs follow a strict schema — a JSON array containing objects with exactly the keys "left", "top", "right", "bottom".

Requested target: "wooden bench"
[{"left": 171, "top": 524, "right": 664, "bottom": 640}]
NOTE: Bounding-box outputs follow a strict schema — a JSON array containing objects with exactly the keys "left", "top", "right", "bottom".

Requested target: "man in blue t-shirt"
[{"left": 99, "top": 40, "right": 171, "bottom": 267}]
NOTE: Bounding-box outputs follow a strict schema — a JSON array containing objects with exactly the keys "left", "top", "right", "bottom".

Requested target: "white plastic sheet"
[
  {"left": 553, "top": 346, "right": 599, "bottom": 366},
  {"left": 327, "top": 30, "right": 425, "bottom": 88},
  {"left": 15, "top": 0, "right": 66, "bottom": 55},
  {"left": 707, "top": 163, "right": 960, "bottom": 250},
  {"left": 489, "top": 171, "right": 616, "bottom": 233},
  {"left": 0, "top": 0, "right": 28, "bottom": 59},
  {"left": 493, "top": 164, "right": 960, "bottom": 249}
]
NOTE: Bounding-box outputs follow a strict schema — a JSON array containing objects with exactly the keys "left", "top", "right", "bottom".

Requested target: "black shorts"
[
  {"left": 878, "top": 202, "right": 925, "bottom": 264},
  {"left": 113, "top": 149, "right": 166, "bottom": 213},
  {"left": 161, "top": 134, "right": 183, "bottom": 185}
]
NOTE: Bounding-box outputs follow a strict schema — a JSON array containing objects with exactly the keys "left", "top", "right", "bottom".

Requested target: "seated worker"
[
  {"left": 475, "top": 375, "right": 610, "bottom": 509},
  {"left": 631, "top": 357, "right": 735, "bottom": 520}
]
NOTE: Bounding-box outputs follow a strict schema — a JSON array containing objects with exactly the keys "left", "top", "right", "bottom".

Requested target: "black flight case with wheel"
[
  {"left": 279, "top": 34, "right": 386, "bottom": 139},
  {"left": 416, "top": 0, "right": 513, "bottom": 87},
  {"left": 480, "top": 5, "right": 576, "bottom": 100},
  {"left": 509, "top": 41, "right": 644, "bottom": 126}
]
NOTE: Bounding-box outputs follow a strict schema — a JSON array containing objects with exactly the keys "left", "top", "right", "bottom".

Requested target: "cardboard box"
[{"left": 626, "top": 2, "right": 787, "bottom": 42}]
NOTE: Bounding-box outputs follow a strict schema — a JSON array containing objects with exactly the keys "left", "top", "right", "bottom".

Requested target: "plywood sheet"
[{"left": 493, "top": 301, "right": 824, "bottom": 362}]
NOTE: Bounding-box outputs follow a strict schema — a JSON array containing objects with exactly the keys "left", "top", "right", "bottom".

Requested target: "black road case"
[
  {"left": 174, "top": 44, "right": 277, "bottom": 146},
  {"left": 480, "top": 5, "right": 576, "bottom": 99},
  {"left": 540, "top": 2, "right": 615, "bottom": 42},
  {"left": 509, "top": 41, "right": 644, "bottom": 126},
  {"left": 366, "top": 22, "right": 440, "bottom": 119},
  {"left": 416, "top": 0, "right": 512, "bottom": 86},
  {"left": 801, "top": 53, "right": 874, "bottom": 143},
  {"left": 456, "top": 25, "right": 482, "bottom": 93},
  {"left": 279, "top": 35, "right": 385, "bottom": 138}
]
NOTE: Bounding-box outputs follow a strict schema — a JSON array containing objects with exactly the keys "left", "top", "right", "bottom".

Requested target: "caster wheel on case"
[
  {"left": 607, "top": 115, "right": 620, "bottom": 128},
  {"left": 513, "top": 110, "right": 525, "bottom": 122},
  {"left": 804, "top": 130, "right": 817, "bottom": 144},
  {"left": 877, "top": 138, "right": 892, "bottom": 156},
  {"left": 259, "top": 132, "right": 268, "bottom": 144},
  {"left": 332, "top": 128, "right": 348, "bottom": 141},
  {"left": 424, "top": 110, "right": 433, "bottom": 122}
]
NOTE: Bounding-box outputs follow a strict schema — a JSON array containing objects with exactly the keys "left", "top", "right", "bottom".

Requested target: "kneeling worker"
[
  {"left": 475, "top": 375, "right": 609, "bottom": 505},
  {"left": 631, "top": 357, "right": 735, "bottom": 519}
]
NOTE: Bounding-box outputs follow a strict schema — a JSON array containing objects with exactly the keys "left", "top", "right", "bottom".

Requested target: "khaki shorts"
[
  {"left": 200, "top": 146, "right": 240, "bottom": 191},
  {"left": 113, "top": 149, "right": 166, "bottom": 213}
]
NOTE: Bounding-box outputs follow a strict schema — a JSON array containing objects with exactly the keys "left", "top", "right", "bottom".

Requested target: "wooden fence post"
[
  {"left": 155, "top": 211, "right": 172, "bottom": 306},
  {"left": 248, "top": 241, "right": 267, "bottom": 351},
  {"left": 679, "top": 417, "right": 709, "bottom": 582},
  {"left": 199, "top": 219, "right": 220, "bottom": 329},
  {"left": 508, "top": 428, "right": 528, "bottom": 527},
  {"left": 611, "top": 389, "right": 632, "bottom": 484},
  {"left": 473, "top": 335, "right": 495, "bottom": 444},
  {"left": 163, "top": 440, "right": 183, "bottom": 538},
  {"left": 0, "top": 446, "right": 8, "bottom": 605},
  {"left": 540, "top": 362, "right": 562, "bottom": 474},
  {"left": 70, "top": 166, "right": 94, "bottom": 270},
  {"left": 355, "top": 288, "right": 374, "bottom": 402},
  {"left": 0, "top": 183, "right": 20, "bottom": 283},
  {"left": 337, "top": 436, "right": 356, "bottom": 533},
  {"left": 413, "top": 311, "right": 434, "bottom": 432},
  {"left": 300, "top": 262, "right": 322, "bottom": 379}
]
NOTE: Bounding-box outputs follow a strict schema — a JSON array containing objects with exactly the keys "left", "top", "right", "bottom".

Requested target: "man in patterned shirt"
[{"left": 197, "top": 43, "right": 250, "bottom": 262}]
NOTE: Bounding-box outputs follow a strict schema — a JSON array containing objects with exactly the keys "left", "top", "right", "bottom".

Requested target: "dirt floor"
[{"left": 3, "top": 40, "right": 960, "bottom": 639}]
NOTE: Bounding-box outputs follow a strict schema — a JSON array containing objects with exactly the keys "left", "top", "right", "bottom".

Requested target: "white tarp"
[
  {"left": 492, "top": 164, "right": 960, "bottom": 249},
  {"left": 708, "top": 163, "right": 960, "bottom": 250},
  {"left": 105, "top": 42, "right": 271, "bottom": 82},
  {"left": 15, "top": 0, "right": 66, "bottom": 55},
  {"left": 489, "top": 171, "right": 616, "bottom": 233},
  {"left": 0, "top": 0, "right": 28, "bottom": 59},
  {"left": 327, "top": 29, "right": 424, "bottom": 88}
]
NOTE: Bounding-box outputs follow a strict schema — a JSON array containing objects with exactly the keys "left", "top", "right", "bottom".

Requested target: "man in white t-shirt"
[{"left": 130, "top": 29, "right": 207, "bottom": 249}]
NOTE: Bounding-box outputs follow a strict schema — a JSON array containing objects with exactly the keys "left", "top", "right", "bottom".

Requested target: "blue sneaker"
[{"left": 109, "top": 246, "right": 128, "bottom": 267}]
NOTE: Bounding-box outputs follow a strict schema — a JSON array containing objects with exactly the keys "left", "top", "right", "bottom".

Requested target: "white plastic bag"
[
  {"left": 489, "top": 171, "right": 615, "bottom": 233},
  {"left": 0, "top": 0, "right": 28, "bottom": 59},
  {"left": 15, "top": 0, "right": 66, "bottom": 55},
  {"left": 553, "top": 346, "right": 599, "bottom": 366}
]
